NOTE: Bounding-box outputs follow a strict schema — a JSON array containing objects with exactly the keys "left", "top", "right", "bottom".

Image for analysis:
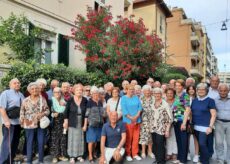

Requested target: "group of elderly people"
[{"left": 0, "top": 76, "right": 229, "bottom": 164}]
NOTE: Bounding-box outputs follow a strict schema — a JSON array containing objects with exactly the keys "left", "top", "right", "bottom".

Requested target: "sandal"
[{"left": 77, "top": 157, "right": 84, "bottom": 162}]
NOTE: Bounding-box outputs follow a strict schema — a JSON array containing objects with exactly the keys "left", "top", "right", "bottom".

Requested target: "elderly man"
[
  {"left": 0, "top": 78, "right": 24, "bottom": 164},
  {"left": 169, "top": 79, "right": 176, "bottom": 89},
  {"left": 208, "top": 76, "right": 220, "bottom": 99},
  {"left": 61, "top": 82, "right": 72, "bottom": 101},
  {"left": 185, "top": 77, "right": 196, "bottom": 87},
  {"left": 100, "top": 111, "right": 126, "bottom": 164},
  {"left": 46, "top": 79, "right": 59, "bottom": 100},
  {"left": 214, "top": 84, "right": 230, "bottom": 164}
]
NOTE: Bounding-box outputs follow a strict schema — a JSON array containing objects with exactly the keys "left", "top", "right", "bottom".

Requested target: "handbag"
[
  {"left": 6, "top": 98, "right": 22, "bottom": 119},
  {"left": 39, "top": 96, "right": 50, "bottom": 129},
  {"left": 187, "top": 122, "right": 194, "bottom": 134}
]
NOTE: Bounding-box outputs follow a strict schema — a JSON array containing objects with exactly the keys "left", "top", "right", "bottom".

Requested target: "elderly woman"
[
  {"left": 63, "top": 84, "right": 88, "bottom": 163},
  {"left": 50, "top": 87, "right": 67, "bottom": 163},
  {"left": 36, "top": 78, "right": 49, "bottom": 102},
  {"left": 150, "top": 88, "right": 172, "bottom": 164},
  {"left": 191, "top": 83, "right": 216, "bottom": 164},
  {"left": 139, "top": 85, "right": 155, "bottom": 159},
  {"left": 106, "top": 87, "right": 122, "bottom": 120},
  {"left": 99, "top": 87, "right": 107, "bottom": 108},
  {"left": 165, "top": 88, "right": 178, "bottom": 162},
  {"left": 83, "top": 86, "right": 106, "bottom": 163},
  {"left": 20, "top": 82, "right": 50, "bottom": 164},
  {"left": 134, "top": 85, "right": 142, "bottom": 97},
  {"left": 172, "top": 79, "right": 191, "bottom": 164},
  {"left": 121, "top": 84, "right": 142, "bottom": 161}
]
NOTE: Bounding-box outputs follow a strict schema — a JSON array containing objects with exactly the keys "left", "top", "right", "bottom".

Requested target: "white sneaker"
[
  {"left": 171, "top": 160, "right": 180, "bottom": 164},
  {"left": 133, "top": 155, "right": 142, "bottom": 161},
  {"left": 148, "top": 152, "right": 155, "bottom": 159},
  {"left": 126, "top": 156, "right": 133, "bottom": 162},
  {"left": 141, "top": 153, "right": 146, "bottom": 159},
  {"left": 193, "top": 155, "right": 199, "bottom": 163},
  {"left": 187, "top": 153, "right": 191, "bottom": 161}
]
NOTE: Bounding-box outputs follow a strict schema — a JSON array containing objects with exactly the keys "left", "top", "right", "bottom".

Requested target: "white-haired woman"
[
  {"left": 63, "top": 84, "right": 88, "bottom": 163},
  {"left": 20, "top": 82, "right": 50, "bottom": 164},
  {"left": 83, "top": 86, "right": 106, "bottom": 163},
  {"left": 191, "top": 83, "right": 216, "bottom": 164},
  {"left": 139, "top": 85, "right": 155, "bottom": 159},
  {"left": 50, "top": 87, "right": 67, "bottom": 163},
  {"left": 150, "top": 88, "right": 173, "bottom": 164},
  {"left": 36, "top": 78, "right": 49, "bottom": 102}
]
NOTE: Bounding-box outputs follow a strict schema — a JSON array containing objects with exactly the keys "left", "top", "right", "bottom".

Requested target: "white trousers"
[{"left": 105, "top": 147, "right": 125, "bottom": 164}]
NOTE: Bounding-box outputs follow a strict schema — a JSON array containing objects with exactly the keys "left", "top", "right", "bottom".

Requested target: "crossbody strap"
[{"left": 115, "top": 98, "right": 120, "bottom": 111}]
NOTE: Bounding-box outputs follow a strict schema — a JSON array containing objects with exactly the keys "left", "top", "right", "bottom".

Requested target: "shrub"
[
  {"left": 1, "top": 61, "right": 108, "bottom": 92},
  {"left": 162, "top": 73, "right": 187, "bottom": 83},
  {"left": 72, "top": 7, "right": 163, "bottom": 84}
]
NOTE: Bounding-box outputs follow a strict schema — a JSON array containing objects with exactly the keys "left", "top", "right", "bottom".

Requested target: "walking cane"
[{"left": 8, "top": 127, "right": 12, "bottom": 164}]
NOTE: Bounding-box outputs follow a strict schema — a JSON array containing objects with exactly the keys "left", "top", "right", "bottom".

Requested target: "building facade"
[
  {"left": 218, "top": 72, "right": 230, "bottom": 86},
  {"left": 0, "top": 0, "right": 129, "bottom": 70},
  {"left": 166, "top": 7, "right": 207, "bottom": 80},
  {"left": 124, "top": 0, "right": 172, "bottom": 61},
  {"left": 211, "top": 55, "right": 218, "bottom": 75}
]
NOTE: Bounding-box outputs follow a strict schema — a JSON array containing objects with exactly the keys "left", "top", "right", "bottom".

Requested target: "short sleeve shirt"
[
  {"left": 172, "top": 92, "right": 190, "bottom": 122},
  {"left": 101, "top": 121, "right": 126, "bottom": 148}
]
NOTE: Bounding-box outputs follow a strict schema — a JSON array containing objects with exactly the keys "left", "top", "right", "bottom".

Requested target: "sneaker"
[
  {"left": 70, "top": 158, "right": 75, "bottom": 164},
  {"left": 52, "top": 158, "right": 58, "bottom": 163},
  {"left": 217, "top": 159, "right": 224, "bottom": 164},
  {"left": 126, "top": 156, "right": 133, "bottom": 162},
  {"left": 171, "top": 160, "right": 180, "bottom": 164},
  {"left": 141, "top": 153, "right": 146, "bottom": 159},
  {"left": 187, "top": 153, "right": 191, "bottom": 161},
  {"left": 59, "top": 156, "right": 68, "bottom": 161},
  {"left": 133, "top": 155, "right": 142, "bottom": 161},
  {"left": 148, "top": 152, "right": 155, "bottom": 159},
  {"left": 193, "top": 155, "right": 199, "bottom": 163}
]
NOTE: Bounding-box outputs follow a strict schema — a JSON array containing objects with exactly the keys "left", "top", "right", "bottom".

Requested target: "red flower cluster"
[{"left": 72, "top": 6, "right": 163, "bottom": 81}]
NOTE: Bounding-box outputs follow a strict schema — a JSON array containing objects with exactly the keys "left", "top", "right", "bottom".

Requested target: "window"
[
  {"left": 159, "top": 15, "right": 163, "bottom": 33},
  {"left": 58, "top": 34, "right": 69, "bottom": 66},
  {"left": 34, "top": 39, "right": 53, "bottom": 64},
  {"left": 94, "top": 1, "right": 99, "bottom": 11}
]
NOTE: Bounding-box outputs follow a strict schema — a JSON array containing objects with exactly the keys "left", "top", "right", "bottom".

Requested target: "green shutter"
[{"left": 58, "top": 34, "right": 69, "bottom": 66}]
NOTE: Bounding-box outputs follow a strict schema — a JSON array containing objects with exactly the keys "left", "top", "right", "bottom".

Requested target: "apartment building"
[
  {"left": 124, "top": 0, "right": 172, "bottom": 61},
  {"left": 166, "top": 7, "right": 204, "bottom": 79},
  {"left": 0, "top": 0, "right": 130, "bottom": 70}
]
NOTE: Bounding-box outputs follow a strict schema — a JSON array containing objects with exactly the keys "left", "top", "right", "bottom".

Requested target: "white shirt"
[
  {"left": 208, "top": 87, "right": 219, "bottom": 99},
  {"left": 106, "top": 98, "right": 122, "bottom": 117}
]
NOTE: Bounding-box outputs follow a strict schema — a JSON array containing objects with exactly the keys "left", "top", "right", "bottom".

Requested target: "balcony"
[
  {"left": 181, "top": 18, "right": 193, "bottom": 25},
  {"left": 190, "top": 51, "right": 199, "bottom": 59},
  {"left": 190, "top": 68, "right": 203, "bottom": 77},
  {"left": 191, "top": 35, "right": 200, "bottom": 47}
]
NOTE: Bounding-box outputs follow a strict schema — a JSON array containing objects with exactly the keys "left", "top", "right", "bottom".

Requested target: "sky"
[{"left": 164, "top": 0, "right": 230, "bottom": 72}]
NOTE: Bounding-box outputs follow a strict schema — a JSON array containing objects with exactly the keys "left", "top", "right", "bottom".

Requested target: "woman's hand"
[
  {"left": 180, "top": 124, "right": 186, "bottom": 131},
  {"left": 82, "top": 125, "right": 87, "bottom": 132},
  {"left": 53, "top": 113, "right": 59, "bottom": 118},
  {"left": 37, "top": 112, "right": 44, "bottom": 120},
  {"left": 206, "top": 127, "right": 212, "bottom": 135},
  {"left": 63, "top": 120, "right": 68, "bottom": 129},
  {"left": 165, "top": 131, "right": 170, "bottom": 138}
]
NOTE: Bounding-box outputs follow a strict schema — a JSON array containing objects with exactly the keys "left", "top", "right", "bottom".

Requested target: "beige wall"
[
  {"left": 166, "top": 9, "right": 192, "bottom": 72},
  {"left": 0, "top": 0, "right": 126, "bottom": 70}
]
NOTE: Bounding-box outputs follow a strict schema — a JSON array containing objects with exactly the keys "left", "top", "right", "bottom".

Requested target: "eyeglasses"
[
  {"left": 85, "top": 90, "right": 90, "bottom": 92},
  {"left": 53, "top": 91, "right": 61, "bottom": 93}
]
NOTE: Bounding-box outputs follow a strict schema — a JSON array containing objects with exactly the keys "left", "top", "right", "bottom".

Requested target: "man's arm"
[
  {"left": 0, "top": 108, "right": 10, "bottom": 128},
  {"left": 116, "top": 132, "right": 126, "bottom": 150}
]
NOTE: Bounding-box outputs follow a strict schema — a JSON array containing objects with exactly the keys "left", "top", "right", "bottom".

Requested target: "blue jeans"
[
  {"left": 25, "top": 128, "right": 45, "bottom": 164},
  {"left": 174, "top": 122, "right": 189, "bottom": 163},
  {"left": 0, "top": 124, "right": 21, "bottom": 164},
  {"left": 195, "top": 130, "right": 211, "bottom": 164}
]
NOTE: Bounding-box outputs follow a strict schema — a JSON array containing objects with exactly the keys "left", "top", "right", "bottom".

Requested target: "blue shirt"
[
  {"left": 0, "top": 89, "right": 25, "bottom": 125},
  {"left": 121, "top": 95, "right": 142, "bottom": 124},
  {"left": 214, "top": 96, "right": 230, "bottom": 120},
  {"left": 101, "top": 121, "right": 126, "bottom": 148},
  {"left": 191, "top": 97, "right": 216, "bottom": 127}
]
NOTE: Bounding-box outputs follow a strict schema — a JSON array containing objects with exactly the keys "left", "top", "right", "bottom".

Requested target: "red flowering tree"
[{"left": 72, "top": 7, "right": 163, "bottom": 82}]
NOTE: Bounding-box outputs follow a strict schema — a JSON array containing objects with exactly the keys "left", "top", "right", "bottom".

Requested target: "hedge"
[
  {"left": 1, "top": 61, "right": 109, "bottom": 92},
  {"left": 161, "top": 73, "right": 187, "bottom": 83}
]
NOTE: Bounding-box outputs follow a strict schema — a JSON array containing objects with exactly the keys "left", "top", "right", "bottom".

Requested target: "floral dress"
[{"left": 139, "top": 96, "right": 155, "bottom": 145}]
